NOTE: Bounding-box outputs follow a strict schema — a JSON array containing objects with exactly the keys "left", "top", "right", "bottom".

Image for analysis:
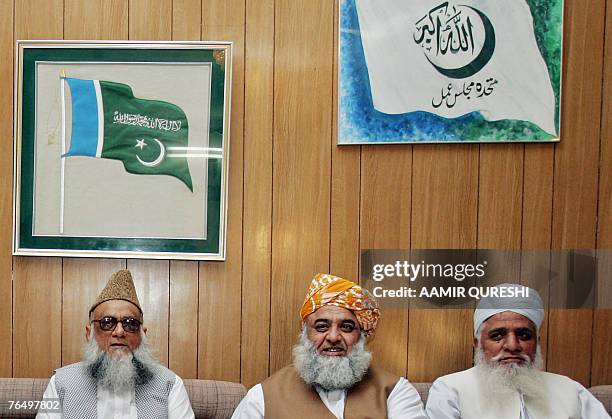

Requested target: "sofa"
[
  {"left": 0, "top": 378, "right": 610, "bottom": 418},
  {"left": 0, "top": 378, "right": 246, "bottom": 418}
]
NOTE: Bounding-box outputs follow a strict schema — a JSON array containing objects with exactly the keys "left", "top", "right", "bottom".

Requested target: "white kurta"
[
  {"left": 35, "top": 375, "right": 195, "bottom": 419},
  {"left": 231, "top": 377, "right": 427, "bottom": 419},
  {"left": 426, "top": 369, "right": 611, "bottom": 419}
]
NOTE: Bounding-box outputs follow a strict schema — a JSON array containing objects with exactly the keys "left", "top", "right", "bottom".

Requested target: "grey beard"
[
  {"left": 292, "top": 328, "right": 372, "bottom": 391},
  {"left": 474, "top": 345, "right": 545, "bottom": 401},
  {"left": 83, "top": 331, "right": 159, "bottom": 392}
]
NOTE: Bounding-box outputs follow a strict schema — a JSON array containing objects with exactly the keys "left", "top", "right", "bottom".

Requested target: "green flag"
[{"left": 63, "top": 77, "right": 193, "bottom": 191}]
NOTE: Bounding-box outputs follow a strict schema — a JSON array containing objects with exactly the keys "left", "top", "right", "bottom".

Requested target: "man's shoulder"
[
  {"left": 432, "top": 366, "right": 478, "bottom": 388},
  {"left": 367, "top": 367, "right": 400, "bottom": 381},
  {"left": 538, "top": 371, "right": 582, "bottom": 389},
  {"left": 263, "top": 365, "right": 297, "bottom": 384},
  {"left": 54, "top": 361, "right": 87, "bottom": 375}
]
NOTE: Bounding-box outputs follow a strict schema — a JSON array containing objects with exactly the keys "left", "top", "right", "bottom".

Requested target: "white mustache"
[{"left": 490, "top": 351, "right": 531, "bottom": 363}]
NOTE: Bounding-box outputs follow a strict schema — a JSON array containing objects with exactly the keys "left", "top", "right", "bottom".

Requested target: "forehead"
[
  {"left": 482, "top": 311, "right": 535, "bottom": 331},
  {"left": 306, "top": 305, "right": 358, "bottom": 324},
  {"left": 92, "top": 299, "right": 141, "bottom": 319}
]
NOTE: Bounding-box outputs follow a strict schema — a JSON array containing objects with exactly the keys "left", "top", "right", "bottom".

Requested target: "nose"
[
  {"left": 112, "top": 321, "right": 126, "bottom": 337},
  {"left": 503, "top": 333, "right": 521, "bottom": 352},
  {"left": 326, "top": 326, "right": 342, "bottom": 344}
]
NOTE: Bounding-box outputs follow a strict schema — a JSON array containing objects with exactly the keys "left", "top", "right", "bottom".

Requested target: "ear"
[
  {"left": 143, "top": 325, "right": 148, "bottom": 335},
  {"left": 85, "top": 323, "right": 91, "bottom": 341},
  {"left": 473, "top": 336, "right": 479, "bottom": 349}
]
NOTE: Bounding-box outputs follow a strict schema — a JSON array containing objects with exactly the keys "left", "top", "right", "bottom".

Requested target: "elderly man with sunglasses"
[{"left": 37, "top": 269, "right": 194, "bottom": 419}]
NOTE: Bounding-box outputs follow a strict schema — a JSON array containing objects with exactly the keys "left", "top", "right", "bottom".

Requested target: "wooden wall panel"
[
  {"left": 270, "top": 0, "right": 333, "bottom": 373},
  {"left": 330, "top": 0, "right": 360, "bottom": 282},
  {"left": 64, "top": 0, "right": 128, "bottom": 39},
  {"left": 547, "top": 0, "right": 605, "bottom": 387},
  {"left": 169, "top": 261, "right": 198, "bottom": 378},
  {"left": 198, "top": 0, "right": 244, "bottom": 382},
  {"left": 61, "top": 259, "right": 125, "bottom": 365},
  {"left": 172, "top": 0, "right": 201, "bottom": 41},
  {"left": 591, "top": 0, "right": 612, "bottom": 386},
  {"left": 13, "top": 258, "right": 62, "bottom": 377},
  {"left": 409, "top": 145, "right": 478, "bottom": 382},
  {"left": 241, "top": 0, "right": 274, "bottom": 387},
  {"left": 127, "top": 260, "right": 170, "bottom": 365},
  {"left": 477, "top": 145, "right": 523, "bottom": 291},
  {"left": 15, "top": 0, "right": 63, "bottom": 40},
  {"left": 13, "top": 0, "right": 64, "bottom": 380},
  {"left": 0, "top": 0, "right": 13, "bottom": 377},
  {"left": 521, "top": 145, "right": 554, "bottom": 367},
  {"left": 128, "top": 0, "right": 172, "bottom": 40},
  {"left": 359, "top": 146, "right": 411, "bottom": 377}
]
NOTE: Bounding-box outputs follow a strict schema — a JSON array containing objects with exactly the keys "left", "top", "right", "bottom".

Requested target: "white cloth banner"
[{"left": 354, "top": 0, "right": 557, "bottom": 135}]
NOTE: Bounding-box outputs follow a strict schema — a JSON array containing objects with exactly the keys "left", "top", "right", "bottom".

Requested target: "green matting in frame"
[{"left": 13, "top": 41, "right": 232, "bottom": 260}]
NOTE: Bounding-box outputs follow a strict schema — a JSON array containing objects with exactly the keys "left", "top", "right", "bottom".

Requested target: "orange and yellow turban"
[{"left": 300, "top": 273, "right": 380, "bottom": 336}]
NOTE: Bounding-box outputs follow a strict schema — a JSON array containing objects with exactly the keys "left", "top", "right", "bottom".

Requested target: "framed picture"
[
  {"left": 13, "top": 40, "right": 232, "bottom": 260},
  {"left": 338, "top": 0, "right": 564, "bottom": 144}
]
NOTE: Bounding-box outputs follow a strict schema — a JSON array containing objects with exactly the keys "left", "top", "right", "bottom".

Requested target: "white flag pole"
[{"left": 60, "top": 69, "right": 66, "bottom": 234}]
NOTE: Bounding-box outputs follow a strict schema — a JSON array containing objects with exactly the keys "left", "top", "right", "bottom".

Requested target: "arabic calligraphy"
[
  {"left": 414, "top": 2, "right": 476, "bottom": 57},
  {"left": 414, "top": 2, "right": 495, "bottom": 79},
  {"left": 113, "top": 111, "right": 182, "bottom": 132},
  {"left": 432, "top": 77, "right": 499, "bottom": 109}
]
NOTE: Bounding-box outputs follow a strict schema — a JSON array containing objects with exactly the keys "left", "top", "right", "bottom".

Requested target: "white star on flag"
[{"left": 135, "top": 139, "right": 147, "bottom": 150}]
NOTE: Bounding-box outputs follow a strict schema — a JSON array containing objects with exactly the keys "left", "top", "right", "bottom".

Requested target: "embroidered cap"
[{"left": 89, "top": 269, "right": 142, "bottom": 315}]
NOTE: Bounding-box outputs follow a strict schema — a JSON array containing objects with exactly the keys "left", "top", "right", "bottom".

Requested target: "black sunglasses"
[{"left": 92, "top": 316, "right": 141, "bottom": 333}]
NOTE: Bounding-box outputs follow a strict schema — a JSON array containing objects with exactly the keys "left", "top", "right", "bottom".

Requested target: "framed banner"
[
  {"left": 13, "top": 40, "right": 232, "bottom": 260},
  {"left": 338, "top": 0, "right": 564, "bottom": 144}
]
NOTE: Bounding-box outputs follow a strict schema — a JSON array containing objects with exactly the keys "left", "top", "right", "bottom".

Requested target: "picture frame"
[
  {"left": 13, "top": 40, "right": 232, "bottom": 260},
  {"left": 338, "top": 0, "right": 564, "bottom": 144}
]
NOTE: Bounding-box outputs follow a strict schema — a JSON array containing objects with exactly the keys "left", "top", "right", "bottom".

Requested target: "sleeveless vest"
[
  {"left": 54, "top": 362, "right": 176, "bottom": 419},
  {"left": 437, "top": 366, "right": 581, "bottom": 419},
  {"left": 261, "top": 365, "right": 399, "bottom": 419}
]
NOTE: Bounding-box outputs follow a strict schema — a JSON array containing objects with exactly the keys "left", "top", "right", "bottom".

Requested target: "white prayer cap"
[{"left": 473, "top": 283, "right": 544, "bottom": 338}]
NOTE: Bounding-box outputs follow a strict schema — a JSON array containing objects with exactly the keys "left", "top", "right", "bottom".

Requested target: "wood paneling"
[
  {"left": 409, "top": 145, "right": 478, "bottom": 382},
  {"left": 270, "top": 0, "right": 334, "bottom": 373},
  {"left": 13, "top": 0, "right": 64, "bottom": 380},
  {"left": 64, "top": 0, "right": 128, "bottom": 39},
  {"left": 521, "top": 145, "right": 554, "bottom": 366},
  {"left": 2, "top": 0, "right": 610, "bottom": 390},
  {"left": 547, "top": 0, "right": 605, "bottom": 387},
  {"left": 172, "top": 0, "right": 201, "bottom": 41},
  {"left": 0, "top": 0, "right": 13, "bottom": 377},
  {"left": 128, "top": 0, "right": 172, "bottom": 40},
  {"left": 360, "top": 146, "right": 411, "bottom": 377},
  {"left": 330, "top": 0, "right": 360, "bottom": 282},
  {"left": 169, "top": 261, "right": 199, "bottom": 378},
  {"left": 198, "top": 0, "right": 244, "bottom": 382},
  {"left": 15, "top": 0, "right": 63, "bottom": 40},
  {"left": 241, "top": 0, "right": 274, "bottom": 387},
  {"left": 127, "top": 260, "right": 170, "bottom": 365},
  {"left": 478, "top": 146, "right": 523, "bottom": 249},
  {"left": 13, "top": 258, "right": 62, "bottom": 377},
  {"left": 591, "top": 0, "right": 612, "bottom": 386}
]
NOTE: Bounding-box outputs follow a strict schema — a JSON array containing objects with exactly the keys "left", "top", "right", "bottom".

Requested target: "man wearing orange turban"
[{"left": 232, "top": 273, "right": 426, "bottom": 418}]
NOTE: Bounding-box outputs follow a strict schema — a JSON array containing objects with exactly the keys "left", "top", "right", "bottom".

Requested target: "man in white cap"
[
  {"left": 426, "top": 283, "right": 610, "bottom": 418},
  {"left": 37, "top": 269, "right": 194, "bottom": 419},
  {"left": 232, "top": 273, "right": 427, "bottom": 418}
]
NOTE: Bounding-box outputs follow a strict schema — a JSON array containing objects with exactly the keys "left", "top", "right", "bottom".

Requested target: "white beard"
[
  {"left": 83, "top": 331, "right": 160, "bottom": 392},
  {"left": 292, "top": 328, "right": 372, "bottom": 391},
  {"left": 474, "top": 345, "right": 545, "bottom": 403}
]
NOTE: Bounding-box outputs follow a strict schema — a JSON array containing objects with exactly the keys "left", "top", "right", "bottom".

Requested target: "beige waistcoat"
[{"left": 261, "top": 365, "right": 399, "bottom": 419}]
